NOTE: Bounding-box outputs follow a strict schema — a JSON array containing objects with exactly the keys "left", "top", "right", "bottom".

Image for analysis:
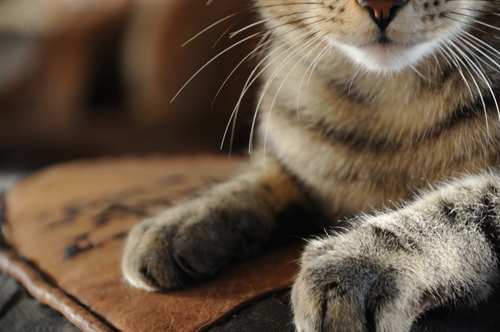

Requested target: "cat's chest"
[{"left": 262, "top": 106, "right": 500, "bottom": 216}]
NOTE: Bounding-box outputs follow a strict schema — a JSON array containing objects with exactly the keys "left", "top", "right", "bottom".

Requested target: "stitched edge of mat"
[
  {"left": 0, "top": 192, "right": 116, "bottom": 332},
  {"left": 0, "top": 248, "right": 296, "bottom": 332},
  {"left": 0, "top": 162, "right": 297, "bottom": 332},
  {"left": 0, "top": 250, "right": 117, "bottom": 332}
]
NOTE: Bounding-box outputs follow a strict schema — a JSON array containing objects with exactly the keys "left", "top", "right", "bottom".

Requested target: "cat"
[{"left": 122, "top": 0, "right": 500, "bottom": 331}]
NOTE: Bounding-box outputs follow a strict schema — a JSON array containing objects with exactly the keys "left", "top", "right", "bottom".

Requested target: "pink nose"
[
  {"left": 365, "top": 0, "right": 394, "bottom": 19},
  {"left": 357, "top": 0, "right": 408, "bottom": 30}
]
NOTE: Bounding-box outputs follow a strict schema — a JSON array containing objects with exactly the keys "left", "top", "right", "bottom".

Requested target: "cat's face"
[{"left": 256, "top": 0, "right": 494, "bottom": 73}]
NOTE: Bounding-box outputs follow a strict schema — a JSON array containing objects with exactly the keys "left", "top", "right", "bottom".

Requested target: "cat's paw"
[
  {"left": 122, "top": 199, "right": 272, "bottom": 291},
  {"left": 291, "top": 222, "right": 425, "bottom": 332}
]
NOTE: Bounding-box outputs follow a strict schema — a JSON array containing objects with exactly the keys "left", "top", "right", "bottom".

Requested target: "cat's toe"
[
  {"left": 121, "top": 218, "right": 194, "bottom": 291},
  {"left": 121, "top": 204, "right": 266, "bottom": 291},
  {"left": 292, "top": 255, "right": 378, "bottom": 332},
  {"left": 292, "top": 233, "right": 419, "bottom": 332}
]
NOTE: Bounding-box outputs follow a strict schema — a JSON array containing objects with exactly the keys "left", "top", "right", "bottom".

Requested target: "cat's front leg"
[
  {"left": 292, "top": 172, "right": 500, "bottom": 332},
  {"left": 122, "top": 154, "right": 311, "bottom": 291}
]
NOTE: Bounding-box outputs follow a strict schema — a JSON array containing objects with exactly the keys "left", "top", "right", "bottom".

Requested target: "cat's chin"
[{"left": 331, "top": 39, "right": 438, "bottom": 74}]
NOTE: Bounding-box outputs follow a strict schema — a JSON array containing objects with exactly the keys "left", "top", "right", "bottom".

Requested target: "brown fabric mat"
[{"left": 1, "top": 156, "right": 301, "bottom": 332}]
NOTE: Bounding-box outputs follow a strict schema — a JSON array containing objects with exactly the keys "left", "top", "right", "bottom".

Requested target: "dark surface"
[
  {"left": 0, "top": 274, "right": 79, "bottom": 332},
  {"left": 208, "top": 291, "right": 295, "bottom": 332},
  {"left": 209, "top": 288, "right": 500, "bottom": 332},
  {"left": 2, "top": 269, "right": 500, "bottom": 332}
]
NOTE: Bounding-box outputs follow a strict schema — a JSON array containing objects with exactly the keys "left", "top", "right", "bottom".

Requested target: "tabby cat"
[{"left": 122, "top": 0, "right": 500, "bottom": 330}]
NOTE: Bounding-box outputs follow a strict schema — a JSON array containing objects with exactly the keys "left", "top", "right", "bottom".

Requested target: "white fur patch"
[{"left": 329, "top": 38, "right": 439, "bottom": 73}]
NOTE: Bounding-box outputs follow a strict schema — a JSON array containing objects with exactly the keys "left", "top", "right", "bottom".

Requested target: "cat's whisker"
[
  {"left": 223, "top": 18, "right": 328, "bottom": 152},
  {"left": 248, "top": 29, "right": 328, "bottom": 152},
  {"left": 448, "top": 40, "right": 496, "bottom": 134},
  {"left": 452, "top": 6, "right": 500, "bottom": 17},
  {"left": 221, "top": 25, "right": 324, "bottom": 151},
  {"left": 183, "top": 1, "right": 323, "bottom": 47},
  {"left": 436, "top": 45, "right": 474, "bottom": 100},
  {"left": 457, "top": 35, "right": 500, "bottom": 75},
  {"left": 212, "top": 20, "right": 240, "bottom": 49},
  {"left": 262, "top": 35, "right": 329, "bottom": 154},
  {"left": 461, "top": 30, "right": 500, "bottom": 61},
  {"left": 218, "top": 18, "right": 327, "bottom": 151},
  {"left": 406, "top": 54, "right": 431, "bottom": 82},
  {"left": 441, "top": 41, "right": 488, "bottom": 132},
  {"left": 182, "top": 13, "right": 239, "bottom": 48},
  {"left": 454, "top": 37, "right": 500, "bottom": 124},
  {"left": 177, "top": 12, "right": 332, "bottom": 105},
  {"left": 441, "top": 12, "right": 492, "bottom": 36},
  {"left": 306, "top": 45, "right": 330, "bottom": 87},
  {"left": 447, "top": 10, "right": 500, "bottom": 32},
  {"left": 430, "top": 51, "right": 444, "bottom": 75},
  {"left": 347, "top": 65, "right": 364, "bottom": 95},
  {"left": 211, "top": 32, "right": 273, "bottom": 109},
  {"left": 249, "top": 30, "right": 328, "bottom": 152},
  {"left": 229, "top": 11, "right": 313, "bottom": 39},
  {"left": 296, "top": 42, "right": 336, "bottom": 114},
  {"left": 452, "top": 43, "right": 494, "bottom": 136},
  {"left": 171, "top": 32, "right": 264, "bottom": 103}
]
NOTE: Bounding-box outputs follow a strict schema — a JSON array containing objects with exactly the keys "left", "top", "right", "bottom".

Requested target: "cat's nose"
[{"left": 356, "top": 0, "right": 408, "bottom": 31}]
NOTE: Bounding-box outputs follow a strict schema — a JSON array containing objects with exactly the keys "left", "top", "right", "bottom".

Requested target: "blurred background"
[{"left": 0, "top": 0, "right": 259, "bottom": 174}]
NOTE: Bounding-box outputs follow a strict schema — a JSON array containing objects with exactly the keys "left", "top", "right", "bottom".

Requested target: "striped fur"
[{"left": 123, "top": 1, "right": 500, "bottom": 330}]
